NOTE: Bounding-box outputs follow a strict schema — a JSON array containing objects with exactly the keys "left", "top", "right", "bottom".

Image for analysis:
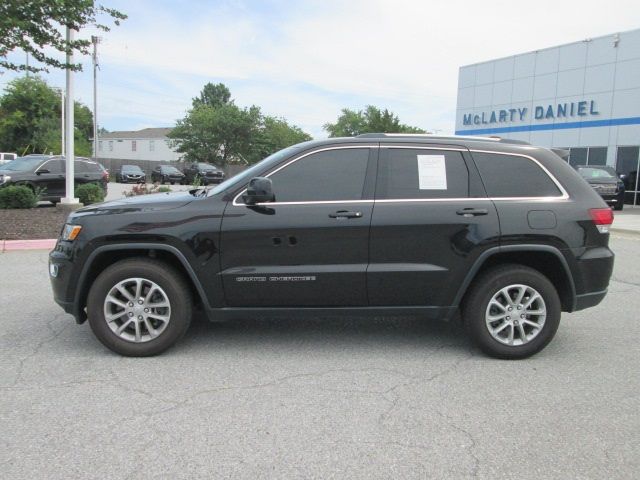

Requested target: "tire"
[
  {"left": 462, "top": 264, "right": 561, "bottom": 359},
  {"left": 87, "top": 258, "right": 193, "bottom": 356},
  {"left": 614, "top": 202, "right": 623, "bottom": 211}
]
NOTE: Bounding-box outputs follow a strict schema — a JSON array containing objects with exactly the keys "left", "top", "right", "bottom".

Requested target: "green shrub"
[
  {"left": 76, "top": 183, "right": 105, "bottom": 205},
  {"left": 0, "top": 185, "right": 38, "bottom": 209}
]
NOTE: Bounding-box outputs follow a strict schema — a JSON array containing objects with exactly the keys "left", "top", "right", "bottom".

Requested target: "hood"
[
  {"left": 72, "top": 190, "right": 198, "bottom": 217},
  {"left": 582, "top": 177, "right": 618, "bottom": 185}
]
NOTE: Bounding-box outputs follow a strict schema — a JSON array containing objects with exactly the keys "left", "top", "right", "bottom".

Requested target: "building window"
[
  {"left": 132, "top": 140, "right": 137, "bottom": 152},
  {"left": 568, "top": 148, "right": 587, "bottom": 166},
  {"left": 587, "top": 147, "right": 607, "bottom": 166},
  {"left": 108, "top": 141, "right": 113, "bottom": 152},
  {"left": 149, "top": 140, "right": 155, "bottom": 152},
  {"left": 98, "top": 141, "right": 103, "bottom": 152},
  {"left": 568, "top": 147, "right": 607, "bottom": 166}
]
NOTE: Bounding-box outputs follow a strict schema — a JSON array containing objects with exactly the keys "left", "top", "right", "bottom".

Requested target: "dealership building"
[{"left": 455, "top": 28, "right": 640, "bottom": 205}]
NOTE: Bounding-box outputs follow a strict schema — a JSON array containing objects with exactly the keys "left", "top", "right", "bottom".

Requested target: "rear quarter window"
[{"left": 472, "top": 152, "right": 562, "bottom": 198}]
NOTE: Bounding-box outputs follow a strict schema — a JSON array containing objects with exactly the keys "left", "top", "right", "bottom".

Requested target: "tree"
[
  {"left": 324, "top": 105, "right": 426, "bottom": 137},
  {"left": 169, "top": 83, "right": 312, "bottom": 166},
  {"left": 251, "top": 116, "right": 312, "bottom": 162},
  {"left": 192, "top": 83, "right": 231, "bottom": 109},
  {"left": 0, "top": 76, "right": 93, "bottom": 155},
  {"left": 0, "top": 0, "right": 126, "bottom": 74}
]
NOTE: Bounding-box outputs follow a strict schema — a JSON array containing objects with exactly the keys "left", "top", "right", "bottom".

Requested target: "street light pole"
[
  {"left": 91, "top": 36, "right": 100, "bottom": 160},
  {"left": 61, "top": 26, "right": 78, "bottom": 205}
]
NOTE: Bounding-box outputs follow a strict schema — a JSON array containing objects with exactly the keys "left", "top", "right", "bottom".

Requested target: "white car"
[{"left": 0, "top": 153, "right": 17, "bottom": 165}]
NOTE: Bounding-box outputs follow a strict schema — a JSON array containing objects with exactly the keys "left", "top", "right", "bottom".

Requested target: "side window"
[
  {"left": 268, "top": 148, "right": 370, "bottom": 202},
  {"left": 40, "top": 160, "right": 65, "bottom": 174},
  {"left": 74, "top": 160, "right": 88, "bottom": 173},
  {"left": 376, "top": 149, "right": 469, "bottom": 199},
  {"left": 473, "top": 152, "right": 562, "bottom": 197}
]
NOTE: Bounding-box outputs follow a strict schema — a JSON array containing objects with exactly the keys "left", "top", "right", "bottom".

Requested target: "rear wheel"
[
  {"left": 462, "top": 264, "right": 561, "bottom": 359},
  {"left": 87, "top": 258, "right": 193, "bottom": 356}
]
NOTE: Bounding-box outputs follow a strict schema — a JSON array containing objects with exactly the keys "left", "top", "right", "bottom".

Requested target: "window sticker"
[{"left": 417, "top": 154, "right": 447, "bottom": 190}]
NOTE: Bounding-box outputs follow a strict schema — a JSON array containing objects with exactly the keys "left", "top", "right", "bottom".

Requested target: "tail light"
[
  {"left": 589, "top": 208, "right": 614, "bottom": 233},
  {"left": 102, "top": 170, "right": 109, "bottom": 182}
]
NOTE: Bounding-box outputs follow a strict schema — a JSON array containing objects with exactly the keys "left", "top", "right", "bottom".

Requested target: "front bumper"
[{"left": 49, "top": 244, "right": 85, "bottom": 323}]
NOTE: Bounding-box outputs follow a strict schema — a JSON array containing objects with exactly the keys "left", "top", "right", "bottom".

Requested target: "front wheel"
[
  {"left": 462, "top": 264, "right": 561, "bottom": 359},
  {"left": 87, "top": 258, "right": 193, "bottom": 356}
]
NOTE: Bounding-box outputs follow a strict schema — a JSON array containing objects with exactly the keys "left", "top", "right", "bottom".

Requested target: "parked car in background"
[
  {"left": 0, "top": 152, "right": 18, "bottom": 165},
  {"left": 151, "top": 165, "right": 186, "bottom": 184},
  {"left": 183, "top": 162, "right": 225, "bottom": 185},
  {"left": 0, "top": 156, "right": 108, "bottom": 203},
  {"left": 574, "top": 165, "right": 625, "bottom": 210},
  {"left": 115, "top": 165, "right": 147, "bottom": 184}
]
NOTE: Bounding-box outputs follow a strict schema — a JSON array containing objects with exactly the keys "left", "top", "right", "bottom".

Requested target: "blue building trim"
[{"left": 455, "top": 116, "right": 640, "bottom": 135}]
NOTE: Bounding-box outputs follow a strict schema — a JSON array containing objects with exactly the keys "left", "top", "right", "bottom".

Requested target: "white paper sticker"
[{"left": 417, "top": 155, "right": 447, "bottom": 190}]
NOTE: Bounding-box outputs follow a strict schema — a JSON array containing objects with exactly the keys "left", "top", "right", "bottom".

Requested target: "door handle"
[
  {"left": 329, "top": 210, "right": 363, "bottom": 219},
  {"left": 456, "top": 208, "right": 488, "bottom": 217}
]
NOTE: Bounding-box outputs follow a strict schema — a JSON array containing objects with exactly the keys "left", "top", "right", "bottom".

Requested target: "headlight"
[
  {"left": 61, "top": 224, "right": 82, "bottom": 241},
  {"left": 1, "top": 175, "right": 10, "bottom": 184}
]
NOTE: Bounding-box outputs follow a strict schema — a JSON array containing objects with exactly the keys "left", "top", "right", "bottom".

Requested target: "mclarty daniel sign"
[{"left": 462, "top": 100, "right": 599, "bottom": 126}]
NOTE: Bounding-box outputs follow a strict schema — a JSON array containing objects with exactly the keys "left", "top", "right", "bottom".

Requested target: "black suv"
[
  {"left": 0, "top": 155, "right": 108, "bottom": 203},
  {"left": 150, "top": 165, "right": 186, "bottom": 184},
  {"left": 49, "top": 135, "right": 614, "bottom": 358},
  {"left": 574, "top": 165, "right": 625, "bottom": 210},
  {"left": 183, "top": 162, "right": 225, "bottom": 185},
  {"left": 115, "top": 165, "right": 146, "bottom": 184}
]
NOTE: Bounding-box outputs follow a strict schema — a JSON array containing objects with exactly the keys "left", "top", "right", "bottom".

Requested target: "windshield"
[
  {"left": 123, "top": 165, "right": 142, "bottom": 172},
  {"left": 163, "top": 166, "right": 181, "bottom": 173},
  {"left": 577, "top": 166, "right": 617, "bottom": 179},
  {"left": 208, "top": 144, "right": 306, "bottom": 196},
  {"left": 198, "top": 163, "right": 217, "bottom": 170},
  {"left": 1, "top": 157, "right": 46, "bottom": 171}
]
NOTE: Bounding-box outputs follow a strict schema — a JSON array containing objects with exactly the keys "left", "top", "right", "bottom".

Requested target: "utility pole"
[
  {"left": 91, "top": 36, "right": 101, "bottom": 160},
  {"left": 61, "top": 26, "right": 78, "bottom": 206}
]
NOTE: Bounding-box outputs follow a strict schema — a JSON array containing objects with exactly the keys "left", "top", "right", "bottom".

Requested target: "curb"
[
  {"left": 1, "top": 239, "right": 57, "bottom": 252},
  {"left": 611, "top": 228, "right": 640, "bottom": 237}
]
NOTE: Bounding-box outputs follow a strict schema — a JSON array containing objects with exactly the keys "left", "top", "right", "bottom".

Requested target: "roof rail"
[{"left": 355, "top": 133, "right": 530, "bottom": 145}]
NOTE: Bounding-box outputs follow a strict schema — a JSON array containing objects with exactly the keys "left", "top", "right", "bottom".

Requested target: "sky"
[{"left": 2, "top": 0, "right": 640, "bottom": 139}]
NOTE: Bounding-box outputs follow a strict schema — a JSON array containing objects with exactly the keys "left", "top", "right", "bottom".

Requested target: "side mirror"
[{"left": 242, "top": 177, "right": 275, "bottom": 205}]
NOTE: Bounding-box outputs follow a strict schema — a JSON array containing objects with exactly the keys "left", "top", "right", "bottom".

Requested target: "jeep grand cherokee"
[{"left": 49, "top": 134, "right": 614, "bottom": 358}]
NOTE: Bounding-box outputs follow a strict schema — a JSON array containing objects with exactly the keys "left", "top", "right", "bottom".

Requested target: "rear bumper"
[
  {"left": 574, "top": 289, "right": 608, "bottom": 311},
  {"left": 570, "top": 246, "right": 614, "bottom": 312}
]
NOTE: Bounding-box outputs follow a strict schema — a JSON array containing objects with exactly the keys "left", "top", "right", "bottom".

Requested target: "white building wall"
[
  {"left": 455, "top": 29, "right": 640, "bottom": 169},
  {"left": 97, "top": 137, "right": 182, "bottom": 162}
]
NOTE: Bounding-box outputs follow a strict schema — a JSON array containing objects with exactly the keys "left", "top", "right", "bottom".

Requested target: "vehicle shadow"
[{"left": 180, "top": 313, "right": 473, "bottom": 356}]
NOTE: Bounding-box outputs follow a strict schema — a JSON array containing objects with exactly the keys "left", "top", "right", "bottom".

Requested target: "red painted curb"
[{"left": 2, "top": 239, "right": 57, "bottom": 252}]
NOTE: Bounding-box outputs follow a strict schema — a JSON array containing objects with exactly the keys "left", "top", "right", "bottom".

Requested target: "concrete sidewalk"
[{"left": 611, "top": 206, "right": 640, "bottom": 236}]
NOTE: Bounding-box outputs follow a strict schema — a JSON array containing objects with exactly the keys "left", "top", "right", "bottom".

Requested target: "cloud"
[{"left": 3, "top": 0, "right": 640, "bottom": 136}]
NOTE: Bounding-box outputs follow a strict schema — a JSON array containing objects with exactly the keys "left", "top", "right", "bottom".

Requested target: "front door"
[{"left": 220, "top": 146, "right": 376, "bottom": 307}]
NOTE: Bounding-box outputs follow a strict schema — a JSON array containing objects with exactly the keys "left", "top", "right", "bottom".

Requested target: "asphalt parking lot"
[{"left": 1, "top": 235, "right": 638, "bottom": 479}]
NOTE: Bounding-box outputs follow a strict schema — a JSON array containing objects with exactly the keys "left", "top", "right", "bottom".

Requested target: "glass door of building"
[{"left": 616, "top": 146, "right": 640, "bottom": 206}]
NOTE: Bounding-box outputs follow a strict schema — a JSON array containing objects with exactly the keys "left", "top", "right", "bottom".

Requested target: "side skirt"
[{"left": 207, "top": 306, "right": 457, "bottom": 322}]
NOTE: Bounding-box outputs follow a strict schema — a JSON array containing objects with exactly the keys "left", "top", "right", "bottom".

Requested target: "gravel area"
[{"left": 0, "top": 205, "right": 68, "bottom": 240}]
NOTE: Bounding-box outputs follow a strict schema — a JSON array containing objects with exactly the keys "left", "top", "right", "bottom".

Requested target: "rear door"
[
  {"left": 35, "top": 159, "right": 66, "bottom": 197},
  {"left": 220, "top": 145, "right": 377, "bottom": 307},
  {"left": 367, "top": 144, "right": 500, "bottom": 307}
]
